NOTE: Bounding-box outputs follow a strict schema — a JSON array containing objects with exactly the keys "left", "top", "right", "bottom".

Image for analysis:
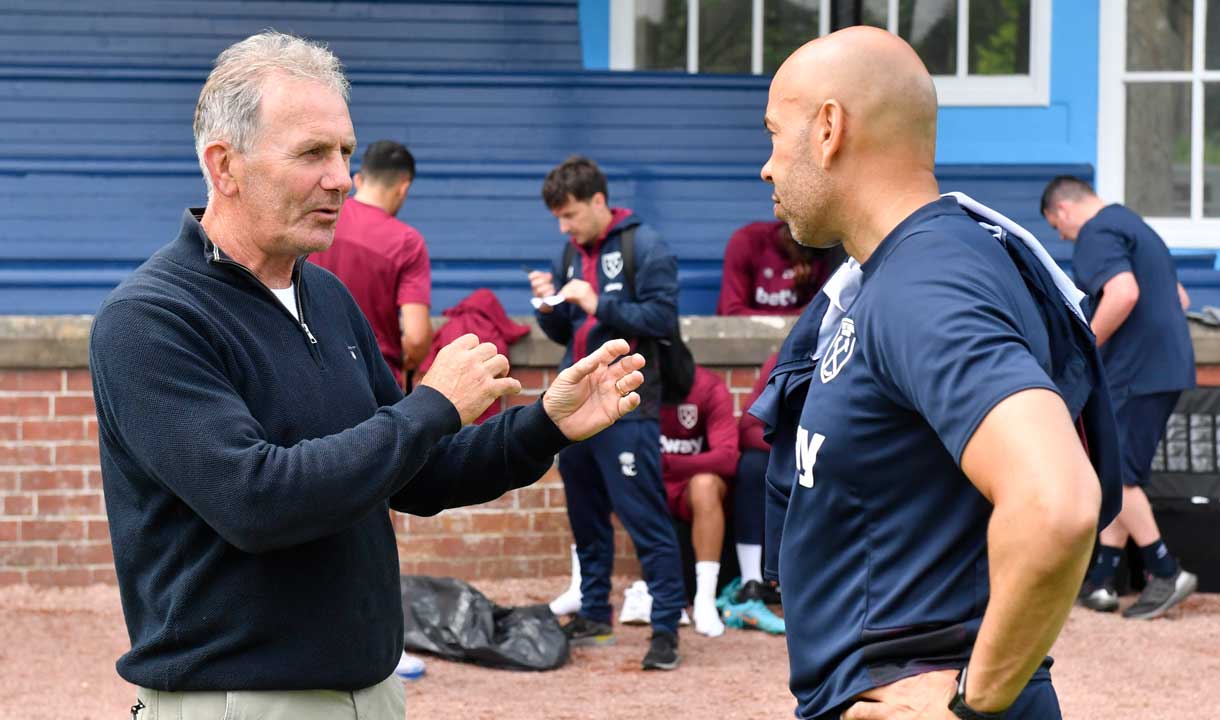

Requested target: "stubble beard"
[{"left": 784, "top": 165, "right": 839, "bottom": 250}]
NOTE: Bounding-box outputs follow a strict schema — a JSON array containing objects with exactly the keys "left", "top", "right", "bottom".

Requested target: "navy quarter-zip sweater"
[{"left": 90, "top": 209, "right": 570, "bottom": 692}]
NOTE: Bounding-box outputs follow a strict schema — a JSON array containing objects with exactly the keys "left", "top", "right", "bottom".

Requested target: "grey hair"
[{"left": 193, "top": 31, "right": 350, "bottom": 198}]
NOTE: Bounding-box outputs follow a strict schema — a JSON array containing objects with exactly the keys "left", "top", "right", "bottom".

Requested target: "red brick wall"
[
  {"left": 1194, "top": 364, "right": 1220, "bottom": 387},
  {"left": 0, "top": 365, "right": 765, "bottom": 587},
  {"left": 0, "top": 369, "right": 111, "bottom": 587}
]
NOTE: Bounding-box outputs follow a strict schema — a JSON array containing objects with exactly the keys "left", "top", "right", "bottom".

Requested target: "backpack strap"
[
  {"left": 561, "top": 242, "right": 576, "bottom": 283},
  {"left": 620, "top": 225, "right": 637, "bottom": 297}
]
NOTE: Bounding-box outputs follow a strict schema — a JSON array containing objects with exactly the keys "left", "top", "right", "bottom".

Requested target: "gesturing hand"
[
  {"left": 841, "top": 670, "right": 958, "bottom": 720},
  {"left": 418, "top": 333, "right": 521, "bottom": 425},
  {"left": 543, "top": 339, "right": 645, "bottom": 441}
]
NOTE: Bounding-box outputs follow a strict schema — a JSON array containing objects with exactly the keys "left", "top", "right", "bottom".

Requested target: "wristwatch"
[{"left": 948, "top": 665, "right": 1008, "bottom": 719}]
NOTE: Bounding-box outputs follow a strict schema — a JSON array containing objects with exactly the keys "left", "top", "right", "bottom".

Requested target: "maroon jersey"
[
  {"left": 659, "top": 366, "right": 740, "bottom": 482},
  {"left": 716, "top": 221, "right": 836, "bottom": 315},
  {"left": 739, "top": 352, "right": 779, "bottom": 452},
  {"left": 310, "top": 197, "right": 431, "bottom": 385}
]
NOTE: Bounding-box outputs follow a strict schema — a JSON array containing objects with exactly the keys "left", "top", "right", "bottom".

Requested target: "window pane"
[
  {"left": 636, "top": 0, "right": 688, "bottom": 71},
  {"left": 700, "top": 0, "right": 752, "bottom": 73},
  {"left": 1127, "top": 0, "right": 1193, "bottom": 71},
  {"left": 1207, "top": 0, "right": 1220, "bottom": 68},
  {"left": 764, "top": 0, "right": 820, "bottom": 73},
  {"left": 1126, "top": 83, "right": 1191, "bottom": 218},
  {"left": 968, "top": 0, "right": 1030, "bottom": 74},
  {"left": 899, "top": 0, "right": 958, "bottom": 75},
  {"left": 831, "top": 0, "right": 888, "bottom": 32},
  {"left": 1204, "top": 83, "right": 1220, "bottom": 216}
]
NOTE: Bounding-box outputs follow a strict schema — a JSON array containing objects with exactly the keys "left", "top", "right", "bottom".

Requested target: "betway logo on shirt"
[
  {"left": 795, "top": 426, "right": 826, "bottom": 488},
  {"left": 755, "top": 286, "right": 800, "bottom": 307},
  {"left": 660, "top": 435, "right": 704, "bottom": 455}
]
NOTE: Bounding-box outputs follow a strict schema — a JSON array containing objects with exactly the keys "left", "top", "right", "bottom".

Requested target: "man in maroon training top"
[
  {"left": 658, "top": 364, "right": 739, "bottom": 637},
  {"left": 311, "top": 140, "right": 432, "bottom": 388},
  {"left": 716, "top": 221, "right": 842, "bottom": 315}
]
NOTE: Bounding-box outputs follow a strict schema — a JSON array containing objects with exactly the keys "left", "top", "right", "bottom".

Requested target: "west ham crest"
[
  {"left": 820, "top": 317, "right": 857, "bottom": 383},
  {"left": 602, "top": 251, "right": 624, "bottom": 279},
  {"left": 677, "top": 403, "right": 698, "bottom": 430}
]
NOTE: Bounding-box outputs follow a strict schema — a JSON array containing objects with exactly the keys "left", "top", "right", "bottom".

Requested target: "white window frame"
[
  {"left": 610, "top": 0, "right": 1050, "bottom": 107},
  {"left": 1098, "top": 0, "right": 1220, "bottom": 247}
]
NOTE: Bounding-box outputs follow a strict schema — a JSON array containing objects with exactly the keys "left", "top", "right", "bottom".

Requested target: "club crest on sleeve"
[
  {"left": 820, "top": 317, "right": 857, "bottom": 384},
  {"left": 618, "top": 451, "right": 637, "bottom": 477},
  {"left": 677, "top": 403, "right": 698, "bottom": 430},
  {"left": 602, "top": 251, "right": 623, "bottom": 279}
]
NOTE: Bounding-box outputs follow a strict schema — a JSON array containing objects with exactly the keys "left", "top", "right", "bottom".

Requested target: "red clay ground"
[{"left": 2, "top": 577, "right": 1217, "bottom": 719}]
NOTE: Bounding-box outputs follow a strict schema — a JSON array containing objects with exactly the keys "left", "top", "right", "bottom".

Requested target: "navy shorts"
[
  {"left": 1004, "top": 677, "right": 1062, "bottom": 719},
  {"left": 822, "top": 676, "right": 1061, "bottom": 720},
  {"left": 1115, "top": 391, "right": 1181, "bottom": 487}
]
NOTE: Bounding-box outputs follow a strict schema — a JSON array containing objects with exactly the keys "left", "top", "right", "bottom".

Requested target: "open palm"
[{"left": 543, "top": 339, "right": 645, "bottom": 441}]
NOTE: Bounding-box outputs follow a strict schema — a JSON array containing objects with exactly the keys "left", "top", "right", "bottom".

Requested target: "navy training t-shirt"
[
  {"left": 1072, "top": 204, "right": 1194, "bottom": 404},
  {"left": 781, "top": 198, "right": 1058, "bottom": 719}
]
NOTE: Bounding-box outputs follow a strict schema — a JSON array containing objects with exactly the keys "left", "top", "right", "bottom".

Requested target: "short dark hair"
[
  {"left": 1040, "top": 175, "right": 1095, "bottom": 214},
  {"left": 358, "top": 140, "right": 415, "bottom": 185},
  {"left": 542, "top": 155, "right": 608, "bottom": 209}
]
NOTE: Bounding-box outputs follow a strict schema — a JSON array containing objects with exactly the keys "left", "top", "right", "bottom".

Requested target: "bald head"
[
  {"left": 773, "top": 26, "right": 937, "bottom": 164},
  {"left": 761, "top": 27, "right": 942, "bottom": 256}
]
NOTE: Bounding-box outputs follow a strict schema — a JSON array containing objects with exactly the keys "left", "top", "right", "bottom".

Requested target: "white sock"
[
  {"left": 566, "top": 544, "right": 581, "bottom": 590},
  {"left": 693, "top": 561, "right": 724, "bottom": 637},
  {"left": 695, "top": 561, "right": 720, "bottom": 603},
  {"left": 736, "top": 544, "right": 763, "bottom": 584},
  {"left": 549, "top": 544, "right": 582, "bottom": 616}
]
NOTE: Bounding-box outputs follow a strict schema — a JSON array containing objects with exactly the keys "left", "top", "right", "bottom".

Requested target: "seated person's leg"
[
  {"left": 686, "top": 472, "right": 728, "bottom": 637},
  {"left": 733, "top": 448, "right": 768, "bottom": 586}
]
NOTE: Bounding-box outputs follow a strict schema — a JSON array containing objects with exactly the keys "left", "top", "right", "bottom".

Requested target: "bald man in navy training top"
[{"left": 757, "top": 28, "right": 1114, "bottom": 720}]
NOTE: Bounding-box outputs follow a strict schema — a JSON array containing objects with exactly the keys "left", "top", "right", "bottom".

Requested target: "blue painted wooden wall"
[
  {"left": 3, "top": 2, "right": 1216, "bottom": 315},
  {"left": 0, "top": 1, "right": 583, "bottom": 71}
]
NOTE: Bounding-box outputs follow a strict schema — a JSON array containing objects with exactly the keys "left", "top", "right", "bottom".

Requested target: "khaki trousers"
[{"left": 134, "top": 674, "right": 405, "bottom": 720}]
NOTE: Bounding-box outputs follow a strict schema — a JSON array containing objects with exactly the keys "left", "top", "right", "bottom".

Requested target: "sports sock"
[
  {"left": 693, "top": 561, "right": 724, "bottom": 637},
  {"left": 1086, "top": 545, "right": 1123, "bottom": 586},
  {"left": 1139, "top": 539, "right": 1179, "bottom": 579},
  {"left": 548, "top": 544, "right": 583, "bottom": 616},
  {"left": 736, "top": 543, "right": 763, "bottom": 585},
  {"left": 566, "top": 543, "right": 580, "bottom": 590}
]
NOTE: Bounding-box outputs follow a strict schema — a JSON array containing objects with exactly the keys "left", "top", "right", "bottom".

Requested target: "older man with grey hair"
[{"left": 91, "top": 31, "right": 648, "bottom": 719}]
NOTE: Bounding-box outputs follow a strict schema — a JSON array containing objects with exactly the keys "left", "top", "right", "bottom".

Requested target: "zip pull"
[
  {"left": 131, "top": 699, "right": 146, "bottom": 719},
  {"left": 301, "top": 322, "right": 318, "bottom": 344}
]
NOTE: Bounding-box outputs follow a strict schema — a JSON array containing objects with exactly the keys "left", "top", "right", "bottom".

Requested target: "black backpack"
[{"left": 562, "top": 226, "right": 695, "bottom": 403}]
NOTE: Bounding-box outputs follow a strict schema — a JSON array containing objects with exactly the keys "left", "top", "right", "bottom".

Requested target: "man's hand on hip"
[
  {"left": 418, "top": 333, "right": 521, "bottom": 425},
  {"left": 841, "top": 670, "right": 958, "bottom": 720},
  {"left": 543, "top": 338, "right": 644, "bottom": 441}
]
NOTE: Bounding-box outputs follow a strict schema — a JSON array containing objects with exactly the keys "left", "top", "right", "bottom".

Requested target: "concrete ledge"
[
  {"left": 0, "top": 316, "right": 93, "bottom": 369},
  {"left": 502, "top": 315, "right": 795, "bottom": 367},
  {"left": 5, "top": 314, "right": 1220, "bottom": 368}
]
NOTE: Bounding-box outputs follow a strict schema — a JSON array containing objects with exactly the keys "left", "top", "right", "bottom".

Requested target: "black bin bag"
[{"left": 399, "top": 575, "right": 569, "bottom": 671}]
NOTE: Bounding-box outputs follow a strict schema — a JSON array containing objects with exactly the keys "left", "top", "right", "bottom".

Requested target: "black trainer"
[
  {"left": 735, "top": 579, "right": 782, "bottom": 606},
  {"left": 1122, "top": 568, "right": 1198, "bottom": 620},
  {"left": 642, "top": 630, "right": 680, "bottom": 671},
  {"left": 561, "top": 615, "right": 615, "bottom": 646}
]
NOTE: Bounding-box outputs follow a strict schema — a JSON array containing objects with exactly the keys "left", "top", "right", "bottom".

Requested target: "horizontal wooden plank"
[
  {"left": 2, "top": 1, "right": 578, "bottom": 19},
  {"left": 0, "top": 1, "right": 580, "bottom": 72}
]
